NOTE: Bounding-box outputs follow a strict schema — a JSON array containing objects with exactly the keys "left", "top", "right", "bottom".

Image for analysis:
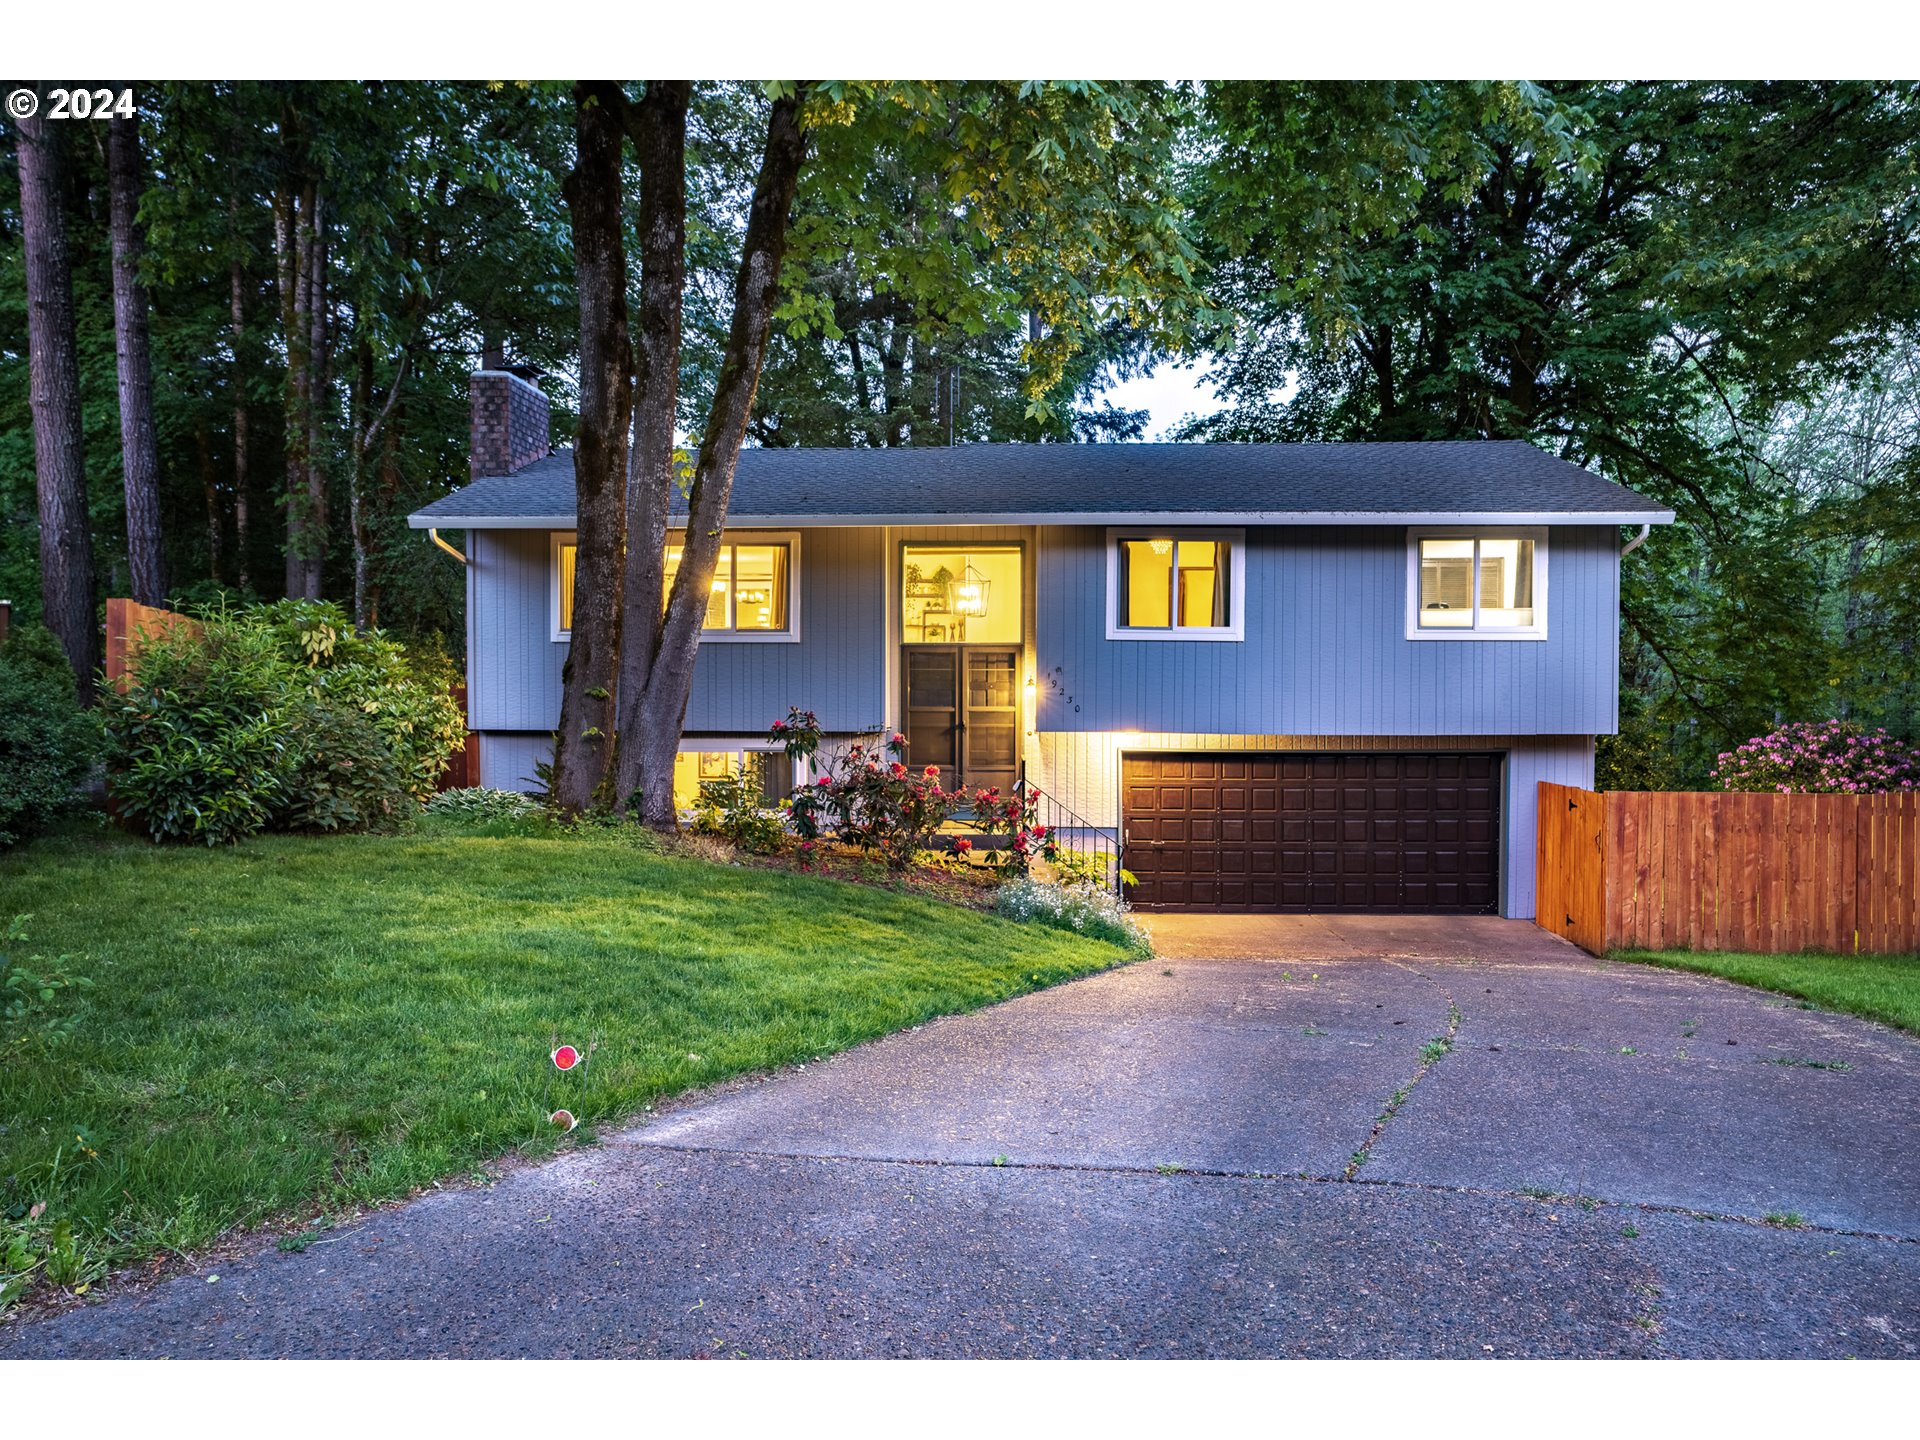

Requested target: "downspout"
[
  {"left": 1620, "top": 523, "right": 1650, "bottom": 558},
  {"left": 429, "top": 527, "right": 469, "bottom": 565}
]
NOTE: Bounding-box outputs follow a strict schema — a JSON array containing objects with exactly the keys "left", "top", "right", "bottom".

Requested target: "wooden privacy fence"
[
  {"left": 1537, "top": 782, "right": 1920, "bottom": 956},
  {"left": 105, "top": 597, "right": 201, "bottom": 690}
]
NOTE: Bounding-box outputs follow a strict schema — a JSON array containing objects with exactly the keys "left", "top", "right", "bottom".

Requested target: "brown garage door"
[{"left": 1121, "top": 752, "right": 1501, "bottom": 914}]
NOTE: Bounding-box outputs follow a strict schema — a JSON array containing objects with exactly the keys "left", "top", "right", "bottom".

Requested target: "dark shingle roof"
[{"left": 408, "top": 441, "right": 1673, "bottom": 528}]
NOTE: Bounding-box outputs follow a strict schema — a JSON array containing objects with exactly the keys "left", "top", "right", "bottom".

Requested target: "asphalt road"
[{"left": 6, "top": 916, "right": 1917, "bottom": 1358}]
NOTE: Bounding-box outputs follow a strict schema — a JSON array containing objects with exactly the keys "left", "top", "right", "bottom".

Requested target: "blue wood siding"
[
  {"left": 466, "top": 527, "right": 886, "bottom": 737},
  {"left": 468, "top": 529, "right": 563, "bottom": 731},
  {"left": 1035, "top": 525, "right": 1619, "bottom": 737}
]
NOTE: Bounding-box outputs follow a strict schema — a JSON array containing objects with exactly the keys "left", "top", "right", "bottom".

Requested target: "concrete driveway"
[{"left": 6, "top": 916, "right": 1918, "bottom": 1358}]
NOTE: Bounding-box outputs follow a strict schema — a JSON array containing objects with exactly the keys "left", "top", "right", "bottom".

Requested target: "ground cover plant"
[
  {"left": 0, "top": 822, "right": 1131, "bottom": 1309},
  {"left": 1614, "top": 949, "right": 1920, "bottom": 1034}
]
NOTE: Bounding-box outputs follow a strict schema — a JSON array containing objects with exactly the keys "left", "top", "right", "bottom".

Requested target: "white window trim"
[
  {"left": 1104, "top": 527, "right": 1246, "bottom": 642},
  {"left": 1405, "top": 526, "right": 1549, "bottom": 641},
  {"left": 551, "top": 529, "right": 802, "bottom": 644}
]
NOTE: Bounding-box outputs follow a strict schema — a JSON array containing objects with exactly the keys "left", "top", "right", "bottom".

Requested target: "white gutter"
[
  {"left": 410, "top": 508, "right": 1677, "bottom": 531},
  {"left": 1620, "top": 523, "right": 1652, "bottom": 557}
]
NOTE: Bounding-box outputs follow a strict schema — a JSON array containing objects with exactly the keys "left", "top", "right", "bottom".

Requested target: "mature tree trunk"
[
  {"left": 15, "top": 109, "right": 98, "bottom": 700},
  {"left": 350, "top": 338, "right": 373, "bottom": 627},
  {"left": 881, "top": 322, "right": 909, "bottom": 446},
  {"left": 298, "top": 189, "right": 331, "bottom": 600},
  {"left": 613, "top": 79, "right": 692, "bottom": 816},
  {"left": 107, "top": 113, "right": 167, "bottom": 605},
  {"left": 195, "top": 420, "right": 222, "bottom": 582},
  {"left": 229, "top": 193, "right": 252, "bottom": 593},
  {"left": 549, "top": 81, "right": 634, "bottom": 815},
  {"left": 274, "top": 175, "right": 311, "bottom": 599},
  {"left": 626, "top": 89, "right": 809, "bottom": 829}
]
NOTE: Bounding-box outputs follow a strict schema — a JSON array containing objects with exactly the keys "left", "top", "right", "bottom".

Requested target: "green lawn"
[
  {"left": 1, "top": 823, "right": 1131, "bottom": 1295},
  {"left": 1614, "top": 948, "right": 1920, "bottom": 1034}
]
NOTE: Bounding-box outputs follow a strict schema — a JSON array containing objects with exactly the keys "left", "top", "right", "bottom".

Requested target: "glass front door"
[{"left": 902, "top": 645, "right": 1021, "bottom": 795}]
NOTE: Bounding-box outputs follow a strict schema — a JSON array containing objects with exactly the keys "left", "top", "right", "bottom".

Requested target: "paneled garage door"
[{"left": 1121, "top": 752, "right": 1501, "bottom": 913}]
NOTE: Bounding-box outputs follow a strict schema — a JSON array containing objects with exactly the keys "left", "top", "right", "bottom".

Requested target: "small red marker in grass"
[
  {"left": 551, "top": 1044, "right": 580, "bottom": 1071},
  {"left": 550, "top": 1109, "right": 577, "bottom": 1132}
]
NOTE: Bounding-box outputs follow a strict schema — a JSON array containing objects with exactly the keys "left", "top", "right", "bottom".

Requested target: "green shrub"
[
  {"left": 424, "top": 787, "right": 539, "bottom": 825},
  {"left": 992, "top": 878, "right": 1153, "bottom": 956},
  {"left": 281, "top": 700, "right": 412, "bottom": 833},
  {"left": 0, "top": 626, "right": 102, "bottom": 848},
  {"left": 102, "top": 601, "right": 462, "bottom": 845},
  {"left": 692, "top": 765, "right": 788, "bottom": 854}
]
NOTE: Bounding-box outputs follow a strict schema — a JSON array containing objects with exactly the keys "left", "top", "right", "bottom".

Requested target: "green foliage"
[
  {"left": 1, "top": 916, "right": 93, "bottom": 1056},
  {"left": 993, "top": 878, "right": 1153, "bottom": 956},
  {"left": 423, "top": 786, "right": 539, "bottom": 825},
  {"left": 690, "top": 765, "right": 788, "bottom": 855},
  {"left": 0, "top": 625, "right": 102, "bottom": 847},
  {"left": 1185, "top": 82, "right": 1920, "bottom": 782},
  {"left": 280, "top": 700, "right": 411, "bottom": 833},
  {"left": 102, "top": 601, "right": 459, "bottom": 844}
]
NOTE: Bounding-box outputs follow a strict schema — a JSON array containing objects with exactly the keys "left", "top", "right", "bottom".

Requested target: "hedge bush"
[
  {"left": 0, "top": 625, "right": 102, "bottom": 848},
  {"left": 103, "top": 601, "right": 463, "bottom": 844}
]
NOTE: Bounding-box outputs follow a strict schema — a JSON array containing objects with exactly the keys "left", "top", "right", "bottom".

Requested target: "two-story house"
[{"left": 412, "top": 364, "right": 1672, "bottom": 920}]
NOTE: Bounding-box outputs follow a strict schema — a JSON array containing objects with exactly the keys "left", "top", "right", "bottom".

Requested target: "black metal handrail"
[{"left": 1015, "top": 776, "right": 1125, "bottom": 895}]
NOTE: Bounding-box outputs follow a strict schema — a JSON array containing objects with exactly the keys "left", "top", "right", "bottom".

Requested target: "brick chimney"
[{"left": 470, "top": 352, "right": 551, "bottom": 479}]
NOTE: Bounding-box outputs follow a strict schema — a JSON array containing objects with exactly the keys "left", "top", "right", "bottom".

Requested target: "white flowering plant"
[{"left": 992, "top": 878, "right": 1153, "bottom": 956}]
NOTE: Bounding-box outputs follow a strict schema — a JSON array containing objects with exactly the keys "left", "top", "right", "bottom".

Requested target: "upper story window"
[
  {"left": 902, "top": 544, "right": 1023, "bottom": 644},
  {"left": 552, "top": 531, "right": 800, "bottom": 642},
  {"left": 1406, "top": 528, "right": 1547, "bottom": 639},
  {"left": 1105, "top": 528, "right": 1245, "bottom": 641}
]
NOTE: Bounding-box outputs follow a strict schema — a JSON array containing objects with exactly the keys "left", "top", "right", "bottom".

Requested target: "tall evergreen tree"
[{"left": 14, "top": 104, "right": 97, "bottom": 698}]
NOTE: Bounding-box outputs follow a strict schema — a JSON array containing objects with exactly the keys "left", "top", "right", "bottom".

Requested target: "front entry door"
[{"left": 902, "top": 645, "right": 1021, "bottom": 794}]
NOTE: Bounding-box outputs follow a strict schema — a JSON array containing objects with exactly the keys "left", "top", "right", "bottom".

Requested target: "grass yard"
[
  {"left": 0, "top": 822, "right": 1132, "bottom": 1300},
  {"left": 1614, "top": 948, "right": 1920, "bottom": 1035}
]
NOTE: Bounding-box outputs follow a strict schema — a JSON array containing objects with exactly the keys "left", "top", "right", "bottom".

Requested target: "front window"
[
  {"left": 554, "top": 531, "right": 798, "bottom": 640},
  {"left": 901, "top": 545, "right": 1022, "bottom": 644},
  {"left": 1409, "top": 530, "right": 1546, "bottom": 637},
  {"left": 1106, "top": 530, "right": 1243, "bottom": 639},
  {"left": 666, "top": 542, "right": 790, "bottom": 633}
]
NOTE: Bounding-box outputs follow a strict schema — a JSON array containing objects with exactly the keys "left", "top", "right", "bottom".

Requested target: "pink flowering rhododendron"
[
  {"left": 1713, "top": 720, "right": 1920, "bottom": 795},
  {"left": 784, "top": 730, "right": 959, "bottom": 870}
]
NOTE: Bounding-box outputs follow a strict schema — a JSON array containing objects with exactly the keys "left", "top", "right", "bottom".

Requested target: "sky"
[{"left": 1097, "top": 360, "right": 1225, "bottom": 440}]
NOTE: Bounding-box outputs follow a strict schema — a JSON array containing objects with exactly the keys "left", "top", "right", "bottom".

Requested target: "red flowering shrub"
[
  {"left": 767, "top": 707, "right": 822, "bottom": 764},
  {"left": 786, "top": 733, "right": 957, "bottom": 870},
  {"left": 1714, "top": 720, "right": 1920, "bottom": 794},
  {"left": 962, "top": 785, "right": 1059, "bottom": 877}
]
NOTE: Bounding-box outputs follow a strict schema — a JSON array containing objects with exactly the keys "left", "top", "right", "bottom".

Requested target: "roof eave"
[{"left": 409, "top": 508, "right": 1676, "bottom": 530}]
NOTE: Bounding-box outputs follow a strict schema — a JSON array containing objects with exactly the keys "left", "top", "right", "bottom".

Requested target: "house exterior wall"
[
  {"left": 465, "top": 526, "right": 888, "bottom": 737},
  {"left": 465, "top": 520, "right": 1618, "bottom": 915},
  {"left": 1035, "top": 524, "right": 1619, "bottom": 737}
]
